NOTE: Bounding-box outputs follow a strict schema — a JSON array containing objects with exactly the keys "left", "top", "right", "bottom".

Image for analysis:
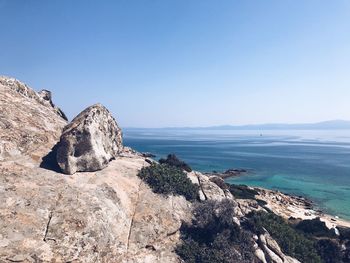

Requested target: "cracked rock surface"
[{"left": 0, "top": 152, "right": 192, "bottom": 262}]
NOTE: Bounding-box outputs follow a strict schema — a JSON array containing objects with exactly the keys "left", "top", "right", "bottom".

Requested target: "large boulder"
[{"left": 57, "top": 103, "right": 123, "bottom": 174}]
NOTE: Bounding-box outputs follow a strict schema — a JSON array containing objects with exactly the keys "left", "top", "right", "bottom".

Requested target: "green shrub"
[
  {"left": 296, "top": 218, "right": 336, "bottom": 238},
  {"left": 227, "top": 184, "right": 267, "bottom": 206},
  {"left": 315, "top": 239, "right": 342, "bottom": 263},
  {"left": 159, "top": 154, "right": 192, "bottom": 172},
  {"left": 138, "top": 163, "right": 199, "bottom": 201},
  {"left": 244, "top": 211, "right": 321, "bottom": 263},
  {"left": 256, "top": 199, "right": 268, "bottom": 206},
  {"left": 337, "top": 227, "right": 350, "bottom": 262},
  {"left": 340, "top": 227, "right": 350, "bottom": 241},
  {"left": 176, "top": 199, "right": 257, "bottom": 263},
  {"left": 228, "top": 184, "right": 259, "bottom": 199}
]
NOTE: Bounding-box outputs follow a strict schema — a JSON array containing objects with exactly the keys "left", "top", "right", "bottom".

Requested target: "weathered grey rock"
[
  {"left": 0, "top": 76, "right": 67, "bottom": 121},
  {"left": 196, "top": 172, "right": 226, "bottom": 201},
  {"left": 0, "top": 76, "right": 67, "bottom": 162},
  {"left": 38, "top": 89, "right": 68, "bottom": 121},
  {"left": 235, "top": 198, "right": 262, "bottom": 216},
  {"left": 0, "top": 151, "right": 191, "bottom": 262},
  {"left": 258, "top": 232, "right": 301, "bottom": 263},
  {"left": 254, "top": 245, "right": 268, "bottom": 263},
  {"left": 186, "top": 171, "right": 206, "bottom": 201},
  {"left": 56, "top": 104, "right": 123, "bottom": 174}
]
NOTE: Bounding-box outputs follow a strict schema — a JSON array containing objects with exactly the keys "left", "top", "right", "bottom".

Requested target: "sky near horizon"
[{"left": 0, "top": 0, "right": 349, "bottom": 128}]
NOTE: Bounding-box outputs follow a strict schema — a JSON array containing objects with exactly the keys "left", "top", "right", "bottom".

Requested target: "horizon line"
[{"left": 123, "top": 119, "right": 350, "bottom": 129}]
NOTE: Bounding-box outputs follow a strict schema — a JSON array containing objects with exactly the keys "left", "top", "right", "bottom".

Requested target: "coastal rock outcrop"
[
  {"left": 0, "top": 78, "right": 190, "bottom": 262},
  {"left": 56, "top": 103, "right": 123, "bottom": 174},
  {"left": 0, "top": 76, "right": 67, "bottom": 121},
  {"left": 0, "top": 77, "right": 323, "bottom": 263},
  {"left": 0, "top": 76, "right": 67, "bottom": 161}
]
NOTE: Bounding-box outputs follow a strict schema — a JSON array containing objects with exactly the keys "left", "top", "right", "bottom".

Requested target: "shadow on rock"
[{"left": 40, "top": 143, "right": 62, "bottom": 173}]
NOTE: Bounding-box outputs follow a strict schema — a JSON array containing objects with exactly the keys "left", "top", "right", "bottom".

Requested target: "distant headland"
[{"left": 126, "top": 120, "right": 350, "bottom": 130}]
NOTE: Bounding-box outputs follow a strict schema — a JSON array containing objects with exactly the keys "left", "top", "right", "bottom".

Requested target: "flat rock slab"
[{"left": 0, "top": 154, "right": 191, "bottom": 262}]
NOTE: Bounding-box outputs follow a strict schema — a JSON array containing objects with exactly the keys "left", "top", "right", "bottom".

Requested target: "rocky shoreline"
[
  {"left": 132, "top": 154, "right": 350, "bottom": 230},
  {"left": 254, "top": 187, "right": 350, "bottom": 229},
  {"left": 204, "top": 166, "right": 350, "bottom": 230}
]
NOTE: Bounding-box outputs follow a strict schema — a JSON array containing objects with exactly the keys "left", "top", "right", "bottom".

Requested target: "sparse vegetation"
[
  {"left": 138, "top": 163, "right": 199, "bottom": 201},
  {"left": 315, "top": 239, "right": 342, "bottom": 263},
  {"left": 176, "top": 199, "right": 257, "bottom": 263},
  {"left": 244, "top": 210, "right": 322, "bottom": 263},
  {"left": 296, "top": 218, "right": 336, "bottom": 238},
  {"left": 256, "top": 199, "right": 268, "bottom": 206},
  {"left": 215, "top": 181, "right": 267, "bottom": 206},
  {"left": 340, "top": 227, "right": 350, "bottom": 241},
  {"left": 141, "top": 155, "right": 350, "bottom": 263},
  {"left": 228, "top": 184, "right": 259, "bottom": 199},
  {"left": 159, "top": 154, "right": 192, "bottom": 172}
]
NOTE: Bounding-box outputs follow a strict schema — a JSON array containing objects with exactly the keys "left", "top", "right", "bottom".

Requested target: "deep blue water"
[{"left": 123, "top": 129, "right": 350, "bottom": 220}]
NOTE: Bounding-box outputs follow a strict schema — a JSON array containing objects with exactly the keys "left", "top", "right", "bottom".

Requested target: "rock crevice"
[
  {"left": 126, "top": 181, "right": 143, "bottom": 252},
  {"left": 43, "top": 211, "right": 54, "bottom": 242}
]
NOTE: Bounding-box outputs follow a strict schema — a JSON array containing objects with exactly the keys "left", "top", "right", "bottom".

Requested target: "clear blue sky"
[{"left": 1, "top": 0, "right": 349, "bottom": 127}]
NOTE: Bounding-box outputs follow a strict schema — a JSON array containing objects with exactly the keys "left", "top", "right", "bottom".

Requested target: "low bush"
[
  {"left": 340, "top": 227, "right": 350, "bottom": 241},
  {"left": 176, "top": 199, "right": 258, "bottom": 263},
  {"left": 138, "top": 163, "right": 199, "bottom": 201},
  {"left": 256, "top": 199, "right": 268, "bottom": 206},
  {"left": 315, "top": 239, "right": 342, "bottom": 263},
  {"left": 244, "top": 211, "right": 321, "bottom": 263},
  {"left": 228, "top": 184, "right": 259, "bottom": 199},
  {"left": 227, "top": 183, "right": 267, "bottom": 206},
  {"left": 159, "top": 154, "right": 192, "bottom": 172},
  {"left": 338, "top": 227, "right": 350, "bottom": 262},
  {"left": 296, "top": 218, "right": 336, "bottom": 238}
]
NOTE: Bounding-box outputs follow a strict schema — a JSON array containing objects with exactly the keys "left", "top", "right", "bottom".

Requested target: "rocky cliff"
[
  {"left": 0, "top": 77, "right": 318, "bottom": 262},
  {"left": 0, "top": 77, "right": 67, "bottom": 162}
]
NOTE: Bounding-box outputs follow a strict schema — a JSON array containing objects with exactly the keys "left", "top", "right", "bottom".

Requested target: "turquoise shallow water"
[{"left": 123, "top": 129, "right": 350, "bottom": 220}]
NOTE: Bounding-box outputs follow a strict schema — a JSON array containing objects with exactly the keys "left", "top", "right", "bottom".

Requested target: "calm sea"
[{"left": 123, "top": 129, "right": 350, "bottom": 220}]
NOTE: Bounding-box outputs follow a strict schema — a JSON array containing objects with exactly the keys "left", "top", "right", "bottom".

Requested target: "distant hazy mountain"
[
  {"left": 126, "top": 120, "right": 350, "bottom": 130},
  {"left": 198, "top": 120, "right": 350, "bottom": 130}
]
